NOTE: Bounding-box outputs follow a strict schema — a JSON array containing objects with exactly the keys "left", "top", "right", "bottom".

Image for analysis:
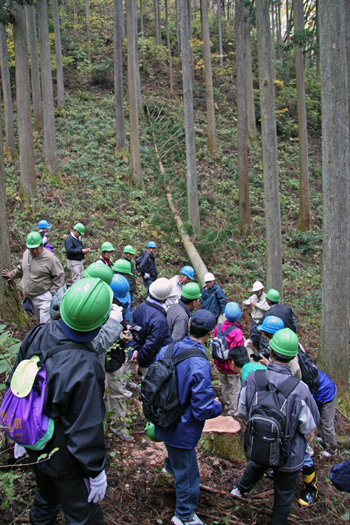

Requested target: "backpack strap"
[
  {"left": 222, "top": 325, "right": 239, "bottom": 337},
  {"left": 42, "top": 342, "right": 95, "bottom": 363},
  {"left": 171, "top": 347, "right": 209, "bottom": 364},
  {"left": 164, "top": 342, "right": 176, "bottom": 359},
  {"left": 277, "top": 375, "right": 300, "bottom": 398},
  {"left": 255, "top": 369, "right": 299, "bottom": 397}
]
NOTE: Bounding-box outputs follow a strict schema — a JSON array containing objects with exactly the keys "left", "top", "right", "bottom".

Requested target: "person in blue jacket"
[
  {"left": 155, "top": 310, "right": 222, "bottom": 525},
  {"left": 201, "top": 272, "right": 226, "bottom": 321},
  {"left": 313, "top": 370, "right": 337, "bottom": 456}
]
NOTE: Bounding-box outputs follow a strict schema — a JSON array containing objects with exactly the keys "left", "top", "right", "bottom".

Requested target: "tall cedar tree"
[
  {"left": 0, "top": 23, "right": 16, "bottom": 158},
  {"left": 26, "top": 4, "right": 43, "bottom": 131},
  {"left": 201, "top": 0, "right": 217, "bottom": 154}
]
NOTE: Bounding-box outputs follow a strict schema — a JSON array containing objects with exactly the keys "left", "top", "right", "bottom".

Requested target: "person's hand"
[
  {"left": 144, "top": 273, "right": 150, "bottom": 279},
  {"left": 82, "top": 248, "right": 91, "bottom": 254},
  {"left": 119, "top": 331, "right": 133, "bottom": 342},
  {"left": 1, "top": 269, "right": 11, "bottom": 281},
  {"left": 88, "top": 470, "right": 107, "bottom": 503},
  {"left": 258, "top": 355, "right": 269, "bottom": 366},
  {"left": 14, "top": 444, "right": 28, "bottom": 459},
  {"left": 251, "top": 301, "right": 257, "bottom": 307},
  {"left": 130, "top": 350, "right": 138, "bottom": 363},
  {"left": 109, "top": 305, "right": 123, "bottom": 323}
]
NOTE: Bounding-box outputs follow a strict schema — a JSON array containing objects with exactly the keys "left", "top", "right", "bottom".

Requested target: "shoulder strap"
[
  {"left": 218, "top": 324, "right": 223, "bottom": 335},
  {"left": 277, "top": 376, "right": 300, "bottom": 398},
  {"left": 171, "top": 347, "right": 209, "bottom": 364},
  {"left": 43, "top": 341, "right": 95, "bottom": 362},
  {"left": 222, "top": 325, "right": 238, "bottom": 337},
  {"left": 255, "top": 369, "right": 268, "bottom": 391},
  {"left": 164, "top": 342, "right": 176, "bottom": 359}
]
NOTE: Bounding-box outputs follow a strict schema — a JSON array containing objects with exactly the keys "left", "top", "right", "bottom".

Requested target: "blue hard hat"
[
  {"left": 180, "top": 265, "right": 195, "bottom": 280},
  {"left": 38, "top": 220, "right": 51, "bottom": 230},
  {"left": 224, "top": 302, "right": 241, "bottom": 323},
  {"left": 110, "top": 274, "right": 130, "bottom": 304},
  {"left": 147, "top": 241, "right": 157, "bottom": 248},
  {"left": 257, "top": 315, "right": 284, "bottom": 334}
]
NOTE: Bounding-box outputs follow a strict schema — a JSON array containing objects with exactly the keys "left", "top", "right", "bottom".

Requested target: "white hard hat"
[
  {"left": 149, "top": 278, "right": 172, "bottom": 301},
  {"left": 204, "top": 272, "right": 215, "bottom": 282},
  {"left": 252, "top": 280, "right": 264, "bottom": 292}
]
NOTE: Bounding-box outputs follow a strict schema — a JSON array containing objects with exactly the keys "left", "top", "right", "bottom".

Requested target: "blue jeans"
[
  {"left": 165, "top": 444, "right": 199, "bottom": 521},
  {"left": 127, "top": 291, "right": 134, "bottom": 324},
  {"left": 143, "top": 278, "right": 154, "bottom": 291}
]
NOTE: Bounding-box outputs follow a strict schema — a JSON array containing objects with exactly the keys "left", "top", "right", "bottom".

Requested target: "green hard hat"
[
  {"left": 83, "top": 262, "right": 114, "bottom": 285},
  {"left": 26, "top": 231, "right": 43, "bottom": 249},
  {"left": 181, "top": 282, "right": 201, "bottom": 300},
  {"left": 60, "top": 277, "right": 113, "bottom": 332},
  {"left": 144, "top": 421, "right": 161, "bottom": 442},
  {"left": 266, "top": 288, "right": 280, "bottom": 302},
  {"left": 269, "top": 328, "right": 298, "bottom": 358},
  {"left": 123, "top": 245, "right": 135, "bottom": 254},
  {"left": 112, "top": 259, "right": 132, "bottom": 275},
  {"left": 101, "top": 241, "right": 115, "bottom": 252},
  {"left": 73, "top": 223, "right": 85, "bottom": 236}
]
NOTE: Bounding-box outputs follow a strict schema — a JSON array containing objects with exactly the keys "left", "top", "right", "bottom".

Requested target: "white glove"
[
  {"left": 14, "top": 444, "right": 27, "bottom": 459},
  {"left": 88, "top": 469, "right": 107, "bottom": 503},
  {"left": 144, "top": 273, "right": 150, "bottom": 279},
  {"left": 109, "top": 305, "right": 123, "bottom": 323}
]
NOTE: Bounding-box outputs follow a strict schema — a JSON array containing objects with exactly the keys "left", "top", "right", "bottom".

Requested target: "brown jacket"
[{"left": 10, "top": 248, "right": 65, "bottom": 297}]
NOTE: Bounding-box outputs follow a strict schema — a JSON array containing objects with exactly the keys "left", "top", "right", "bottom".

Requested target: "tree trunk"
[
  {"left": 37, "top": 0, "right": 61, "bottom": 179},
  {"left": 153, "top": 0, "right": 160, "bottom": 44},
  {"left": 236, "top": 0, "right": 250, "bottom": 235},
  {"left": 256, "top": 0, "right": 283, "bottom": 299},
  {"left": 114, "top": 0, "right": 127, "bottom": 154},
  {"left": 53, "top": 0, "right": 65, "bottom": 110},
  {"left": 277, "top": 0, "right": 282, "bottom": 62},
  {"left": 165, "top": 0, "right": 174, "bottom": 96},
  {"left": 270, "top": 0, "right": 276, "bottom": 80},
  {"left": 319, "top": 0, "right": 350, "bottom": 400},
  {"left": 140, "top": 0, "right": 144, "bottom": 37},
  {"left": 0, "top": 24, "right": 16, "bottom": 159},
  {"left": 26, "top": 5, "right": 43, "bottom": 132},
  {"left": 86, "top": 0, "right": 91, "bottom": 62},
  {"left": 175, "top": 0, "right": 180, "bottom": 52},
  {"left": 244, "top": 11, "right": 257, "bottom": 140},
  {"left": 181, "top": 0, "right": 200, "bottom": 233},
  {"left": 346, "top": 0, "right": 350, "bottom": 152},
  {"left": 133, "top": 0, "right": 142, "bottom": 112},
  {"left": 315, "top": 0, "right": 320, "bottom": 76},
  {"left": 201, "top": 0, "right": 217, "bottom": 154},
  {"left": 187, "top": 0, "right": 194, "bottom": 81},
  {"left": 217, "top": 0, "right": 223, "bottom": 69},
  {"left": 12, "top": 3, "right": 36, "bottom": 202},
  {"left": 293, "top": 0, "right": 310, "bottom": 232},
  {"left": 126, "top": 0, "right": 142, "bottom": 186}
]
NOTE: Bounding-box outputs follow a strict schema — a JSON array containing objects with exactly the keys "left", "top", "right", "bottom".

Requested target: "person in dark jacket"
[
  {"left": 167, "top": 282, "right": 201, "bottom": 342},
  {"left": 138, "top": 241, "right": 158, "bottom": 291},
  {"left": 155, "top": 310, "right": 222, "bottom": 525},
  {"left": 260, "top": 288, "right": 298, "bottom": 333},
  {"left": 64, "top": 222, "right": 90, "bottom": 282},
  {"left": 130, "top": 277, "right": 172, "bottom": 377},
  {"left": 123, "top": 245, "right": 137, "bottom": 323},
  {"left": 201, "top": 272, "right": 226, "bottom": 321},
  {"left": 8, "top": 278, "right": 117, "bottom": 525}
]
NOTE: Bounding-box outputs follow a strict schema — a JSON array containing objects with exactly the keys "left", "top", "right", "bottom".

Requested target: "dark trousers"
[
  {"left": 29, "top": 467, "right": 104, "bottom": 525},
  {"left": 236, "top": 461, "right": 299, "bottom": 525}
]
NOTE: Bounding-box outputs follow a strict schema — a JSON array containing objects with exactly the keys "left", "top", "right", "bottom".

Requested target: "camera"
[{"left": 129, "top": 324, "right": 142, "bottom": 343}]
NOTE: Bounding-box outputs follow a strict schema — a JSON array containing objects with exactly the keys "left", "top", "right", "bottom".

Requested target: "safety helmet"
[
  {"left": 123, "top": 245, "right": 135, "bottom": 254},
  {"left": 73, "top": 223, "right": 85, "bottom": 236},
  {"left": 101, "top": 242, "right": 115, "bottom": 252},
  {"left": 112, "top": 259, "right": 133, "bottom": 275},
  {"left": 60, "top": 277, "right": 113, "bottom": 332},
  {"left": 38, "top": 220, "right": 51, "bottom": 230},
  {"left": 181, "top": 282, "right": 201, "bottom": 300},
  {"left": 257, "top": 315, "right": 284, "bottom": 334},
  {"left": 26, "top": 231, "right": 43, "bottom": 249},
  {"left": 147, "top": 241, "right": 157, "bottom": 248},
  {"left": 252, "top": 280, "right": 264, "bottom": 292},
  {"left": 224, "top": 302, "right": 241, "bottom": 323},
  {"left": 269, "top": 328, "right": 298, "bottom": 357},
  {"left": 180, "top": 265, "right": 195, "bottom": 281},
  {"left": 204, "top": 272, "right": 215, "bottom": 282},
  {"left": 266, "top": 288, "right": 280, "bottom": 302},
  {"left": 110, "top": 274, "right": 130, "bottom": 303},
  {"left": 83, "top": 262, "right": 114, "bottom": 285},
  {"left": 144, "top": 421, "right": 161, "bottom": 442},
  {"left": 149, "top": 278, "right": 172, "bottom": 301}
]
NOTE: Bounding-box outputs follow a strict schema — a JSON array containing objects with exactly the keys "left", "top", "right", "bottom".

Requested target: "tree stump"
[{"left": 199, "top": 415, "right": 246, "bottom": 463}]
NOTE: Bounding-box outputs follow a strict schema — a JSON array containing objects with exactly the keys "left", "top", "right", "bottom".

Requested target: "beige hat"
[{"left": 149, "top": 278, "right": 172, "bottom": 301}]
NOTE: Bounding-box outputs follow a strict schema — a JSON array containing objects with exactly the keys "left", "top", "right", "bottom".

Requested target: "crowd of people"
[{"left": 0, "top": 221, "right": 343, "bottom": 525}]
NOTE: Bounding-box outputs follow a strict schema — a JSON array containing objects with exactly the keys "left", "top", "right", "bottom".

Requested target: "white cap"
[
  {"left": 149, "top": 278, "right": 172, "bottom": 301},
  {"left": 204, "top": 272, "right": 215, "bottom": 282},
  {"left": 252, "top": 280, "right": 264, "bottom": 292}
]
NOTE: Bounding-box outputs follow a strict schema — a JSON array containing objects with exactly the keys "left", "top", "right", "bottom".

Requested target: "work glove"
[
  {"left": 144, "top": 273, "right": 150, "bottom": 279},
  {"left": 109, "top": 304, "right": 123, "bottom": 323},
  {"left": 88, "top": 469, "right": 107, "bottom": 503},
  {"left": 14, "top": 444, "right": 28, "bottom": 459}
]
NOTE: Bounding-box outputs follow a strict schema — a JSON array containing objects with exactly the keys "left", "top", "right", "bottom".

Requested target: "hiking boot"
[
  {"left": 230, "top": 486, "right": 246, "bottom": 498},
  {"left": 171, "top": 513, "right": 206, "bottom": 525},
  {"left": 116, "top": 432, "right": 135, "bottom": 443},
  {"left": 299, "top": 472, "right": 318, "bottom": 507},
  {"left": 123, "top": 388, "right": 133, "bottom": 398},
  {"left": 161, "top": 465, "right": 174, "bottom": 477},
  {"left": 320, "top": 448, "right": 337, "bottom": 458}
]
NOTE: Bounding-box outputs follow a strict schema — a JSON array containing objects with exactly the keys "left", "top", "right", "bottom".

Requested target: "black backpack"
[
  {"left": 297, "top": 345, "right": 320, "bottom": 394},
  {"left": 140, "top": 342, "right": 208, "bottom": 430},
  {"left": 244, "top": 370, "right": 300, "bottom": 468}
]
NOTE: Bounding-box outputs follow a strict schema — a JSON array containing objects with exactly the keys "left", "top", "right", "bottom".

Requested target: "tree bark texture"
[
  {"left": 236, "top": 0, "right": 250, "bottom": 235},
  {"left": 165, "top": 0, "right": 174, "bottom": 96},
  {"left": 244, "top": 12, "right": 257, "bottom": 140},
  {"left": 153, "top": 0, "right": 160, "bottom": 44},
  {"left": 133, "top": 0, "right": 142, "bottom": 113},
  {"left": 26, "top": 5, "right": 43, "bottom": 131},
  {"left": 37, "top": 0, "right": 60, "bottom": 179},
  {"left": 270, "top": 1, "right": 276, "bottom": 80},
  {"left": 319, "top": 0, "right": 350, "bottom": 398},
  {"left": 53, "top": 0, "right": 65, "bottom": 110},
  {"left": 0, "top": 23, "right": 16, "bottom": 159},
  {"left": 201, "top": 0, "right": 217, "bottom": 154},
  {"left": 114, "top": 0, "right": 127, "bottom": 152},
  {"left": 175, "top": 0, "right": 180, "bottom": 52},
  {"left": 126, "top": 0, "right": 142, "bottom": 186},
  {"left": 256, "top": 0, "right": 283, "bottom": 298},
  {"left": 293, "top": 0, "right": 310, "bottom": 231},
  {"left": 345, "top": 0, "right": 350, "bottom": 150},
  {"left": 181, "top": 0, "right": 200, "bottom": 232},
  {"left": 12, "top": 3, "right": 36, "bottom": 201},
  {"left": 217, "top": 0, "right": 223, "bottom": 69}
]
